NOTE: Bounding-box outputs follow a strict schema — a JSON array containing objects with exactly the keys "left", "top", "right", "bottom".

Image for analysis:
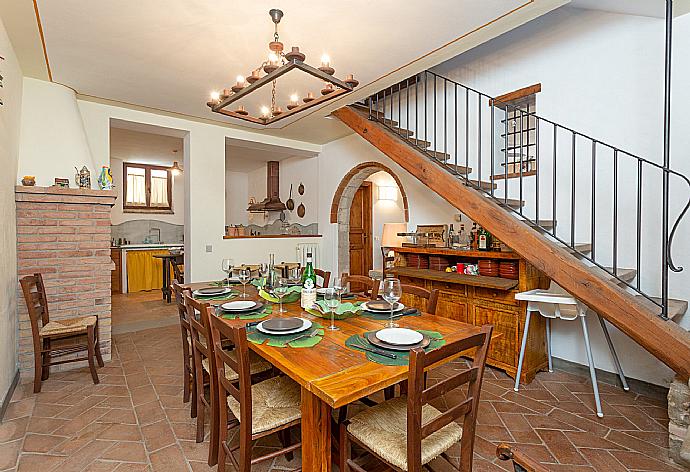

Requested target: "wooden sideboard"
[{"left": 391, "top": 247, "right": 550, "bottom": 383}]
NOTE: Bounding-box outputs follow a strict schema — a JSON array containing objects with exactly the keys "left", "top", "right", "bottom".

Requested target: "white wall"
[
  {"left": 225, "top": 170, "right": 249, "bottom": 226},
  {"left": 0, "top": 16, "right": 23, "bottom": 403},
  {"left": 366, "top": 171, "right": 406, "bottom": 269},
  {"left": 110, "top": 156, "right": 185, "bottom": 226},
  {"left": 423, "top": 6, "right": 690, "bottom": 386},
  {"left": 18, "top": 78, "right": 95, "bottom": 187}
]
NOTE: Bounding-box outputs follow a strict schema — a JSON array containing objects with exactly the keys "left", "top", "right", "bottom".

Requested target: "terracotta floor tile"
[
  {"left": 16, "top": 453, "right": 66, "bottom": 471},
  {"left": 134, "top": 401, "right": 167, "bottom": 426},
  {"left": 95, "top": 423, "right": 143, "bottom": 441},
  {"left": 610, "top": 450, "right": 685, "bottom": 471},
  {"left": 0, "top": 438, "right": 22, "bottom": 470},
  {"left": 100, "top": 441, "right": 148, "bottom": 463},
  {"left": 535, "top": 429, "right": 588, "bottom": 465},
  {"left": 148, "top": 443, "right": 188, "bottom": 471},
  {"left": 578, "top": 448, "right": 629, "bottom": 472},
  {"left": 21, "top": 432, "right": 68, "bottom": 453},
  {"left": 140, "top": 420, "right": 177, "bottom": 452},
  {"left": 4, "top": 398, "right": 35, "bottom": 421},
  {"left": 564, "top": 431, "right": 627, "bottom": 450},
  {"left": 0, "top": 416, "right": 29, "bottom": 443}
]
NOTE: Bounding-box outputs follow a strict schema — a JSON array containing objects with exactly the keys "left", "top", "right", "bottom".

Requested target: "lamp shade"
[{"left": 381, "top": 223, "right": 408, "bottom": 248}]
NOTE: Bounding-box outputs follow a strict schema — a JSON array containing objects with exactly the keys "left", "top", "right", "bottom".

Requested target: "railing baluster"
[
  {"left": 591, "top": 141, "right": 596, "bottom": 261},
  {"left": 571, "top": 131, "right": 576, "bottom": 247},
  {"left": 466, "top": 88, "right": 469, "bottom": 180},
  {"left": 613, "top": 149, "right": 618, "bottom": 276},
  {"left": 532, "top": 116, "right": 539, "bottom": 221},
  {"left": 519, "top": 107, "right": 524, "bottom": 216},
  {"left": 424, "top": 71, "right": 428, "bottom": 147},
  {"left": 444, "top": 79, "right": 447, "bottom": 164},
  {"left": 455, "top": 84, "right": 458, "bottom": 174},
  {"left": 553, "top": 126, "right": 557, "bottom": 237},
  {"left": 434, "top": 74, "right": 437, "bottom": 154},
  {"left": 478, "top": 93, "right": 482, "bottom": 186},
  {"left": 406, "top": 78, "right": 409, "bottom": 136},
  {"left": 415, "top": 74, "right": 419, "bottom": 146},
  {"left": 637, "top": 159, "right": 643, "bottom": 291},
  {"left": 491, "top": 100, "right": 495, "bottom": 197},
  {"left": 504, "top": 105, "right": 509, "bottom": 204}
]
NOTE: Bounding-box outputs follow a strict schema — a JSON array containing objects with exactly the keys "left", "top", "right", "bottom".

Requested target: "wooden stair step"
[
  {"left": 443, "top": 164, "right": 472, "bottom": 176},
  {"left": 525, "top": 219, "right": 556, "bottom": 231},
  {"left": 390, "top": 127, "right": 415, "bottom": 138},
  {"left": 494, "top": 197, "right": 525, "bottom": 209},
  {"left": 601, "top": 267, "right": 637, "bottom": 285},
  {"left": 564, "top": 243, "right": 593, "bottom": 258},
  {"left": 350, "top": 103, "right": 399, "bottom": 126},
  {"left": 466, "top": 180, "right": 498, "bottom": 191},
  {"left": 427, "top": 150, "right": 453, "bottom": 162}
]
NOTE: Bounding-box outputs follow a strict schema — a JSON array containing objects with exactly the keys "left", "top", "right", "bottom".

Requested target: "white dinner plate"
[
  {"left": 256, "top": 318, "right": 312, "bottom": 335},
  {"left": 361, "top": 301, "right": 405, "bottom": 313},
  {"left": 316, "top": 288, "right": 331, "bottom": 295},
  {"left": 375, "top": 328, "right": 424, "bottom": 346},
  {"left": 193, "top": 287, "right": 232, "bottom": 297},
  {"left": 220, "top": 300, "right": 260, "bottom": 312}
]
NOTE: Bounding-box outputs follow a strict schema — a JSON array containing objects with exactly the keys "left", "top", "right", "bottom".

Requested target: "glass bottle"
[
  {"left": 300, "top": 252, "right": 317, "bottom": 309},
  {"left": 458, "top": 224, "right": 470, "bottom": 250},
  {"left": 447, "top": 224, "right": 455, "bottom": 248}
]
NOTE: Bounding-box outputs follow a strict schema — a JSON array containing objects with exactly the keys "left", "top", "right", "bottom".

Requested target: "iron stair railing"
[{"left": 363, "top": 69, "right": 690, "bottom": 319}]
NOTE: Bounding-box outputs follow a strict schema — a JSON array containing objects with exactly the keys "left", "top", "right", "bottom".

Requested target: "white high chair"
[{"left": 514, "top": 285, "right": 629, "bottom": 417}]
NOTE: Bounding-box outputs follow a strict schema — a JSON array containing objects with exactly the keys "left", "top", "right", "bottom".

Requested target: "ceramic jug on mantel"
[{"left": 75, "top": 166, "right": 91, "bottom": 189}]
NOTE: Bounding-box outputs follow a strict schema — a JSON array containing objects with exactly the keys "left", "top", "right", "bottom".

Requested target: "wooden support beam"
[{"left": 334, "top": 105, "right": 690, "bottom": 379}]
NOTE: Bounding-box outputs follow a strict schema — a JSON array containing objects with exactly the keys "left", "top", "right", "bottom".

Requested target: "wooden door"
[{"left": 349, "top": 182, "right": 373, "bottom": 291}]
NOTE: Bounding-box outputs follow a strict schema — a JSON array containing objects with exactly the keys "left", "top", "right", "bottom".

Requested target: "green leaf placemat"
[
  {"left": 193, "top": 290, "right": 240, "bottom": 301},
  {"left": 360, "top": 309, "right": 421, "bottom": 321},
  {"left": 247, "top": 321, "right": 325, "bottom": 348},
  {"left": 220, "top": 304, "right": 273, "bottom": 320},
  {"left": 210, "top": 280, "right": 241, "bottom": 286},
  {"left": 344, "top": 330, "right": 445, "bottom": 366},
  {"left": 258, "top": 287, "right": 301, "bottom": 304},
  {"left": 306, "top": 300, "right": 363, "bottom": 320}
]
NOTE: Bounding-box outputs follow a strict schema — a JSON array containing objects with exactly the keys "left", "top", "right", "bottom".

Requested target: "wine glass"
[
  {"left": 323, "top": 288, "right": 340, "bottom": 331},
  {"left": 221, "top": 258, "right": 234, "bottom": 288},
  {"left": 288, "top": 266, "right": 301, "bottom": 285},
  {"left": 258, "top": 263, "right": 269, "bottom": 288},
  {"left": 238, "top": 268, "right": 250, "bottom": 298},
  {"left": 333, "top": 276, "right": 347, "bottom": 304},
  {"left": 381, "top": 278, "right": 402, "bottom": 328},
  {"left": 273, "top": 277, "right": 289, "bottom": 313}
]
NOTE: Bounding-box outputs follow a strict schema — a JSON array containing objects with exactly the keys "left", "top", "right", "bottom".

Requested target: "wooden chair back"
[
  {"left": 406, "top": 325, "right": 493, "bottom": 472},
  {"left": 341, "top": 273, "right": 379, "bottom": 299},
  {"left": 171, "top": 255, "right": 184, "bottom": 284},
  {"left": 208, "top": 316, "right": 253, "bottom": 435},
  {"left": 315, "top": 269, "right": 331, "bottom": 288},
  {"left": 172, "top": 281, "right": 192, "bottom": 350},
  {"left": 184, "top": 295, "right": 215, "bottom": 372},
  {"left": 400, "top": 284, "right": 439, "bottom": 315},
  {"left": 19, "top": 273, "right": 50, "bottom": 340}
]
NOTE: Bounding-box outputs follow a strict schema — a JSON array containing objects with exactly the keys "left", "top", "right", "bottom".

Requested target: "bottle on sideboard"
[
  {"left": 300, "top": 252, "right": 317, "bottom": 310},
  {"left": 447, "top": 224, "right": 455, "bottom": 248},
  {"left": 458, "top": 224, "right": 471, "bottom": 250},
  {"left": 478, "top": 227, "right": 492, "bottom": 251}
]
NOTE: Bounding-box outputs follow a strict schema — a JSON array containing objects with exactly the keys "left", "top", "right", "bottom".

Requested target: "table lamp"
[{"left": 381, "top": 223, "right": 407, "bottom": 277}]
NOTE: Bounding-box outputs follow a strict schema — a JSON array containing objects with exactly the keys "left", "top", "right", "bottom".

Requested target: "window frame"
[{"left": 122, "top": 162, "right": 173, "bottom": 213}]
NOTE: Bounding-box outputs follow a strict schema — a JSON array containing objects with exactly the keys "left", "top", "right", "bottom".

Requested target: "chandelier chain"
[{"left": 271, "top": 80, "right": 277, "bottom": 112}]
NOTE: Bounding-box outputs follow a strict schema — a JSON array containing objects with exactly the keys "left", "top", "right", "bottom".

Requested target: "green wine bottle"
[{"left": 300, "top": 252, "right": 317, "bottom": 309}]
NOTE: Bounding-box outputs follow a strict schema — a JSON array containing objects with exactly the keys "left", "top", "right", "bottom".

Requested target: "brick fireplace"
[{"left": 15, "top": 186, "right": 116, "bottom": 374}]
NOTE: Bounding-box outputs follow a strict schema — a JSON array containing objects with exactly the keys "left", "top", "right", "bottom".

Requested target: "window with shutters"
[{"left": 123, "top": 162, "right": 173, "bottom": 212}]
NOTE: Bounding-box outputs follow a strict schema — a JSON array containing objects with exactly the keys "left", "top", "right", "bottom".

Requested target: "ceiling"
[
  {"left": 2, "top": 1, "right": 571, "bottom": 143},
  {"left": 110, "top": 126, "right": 183, "bottom": 166},
  {"left": 225, "top": 138, "right": 316, "bottom": 173}
]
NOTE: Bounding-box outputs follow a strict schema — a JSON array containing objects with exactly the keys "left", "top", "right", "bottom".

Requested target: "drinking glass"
[
  {"left": 238, "top": 268, "right": 250, "bottom": 298},
  {"left": 258, "top": 263, "right": 269, "bottom": 288},
  {"left": 323, "top": 288, "right": 340, "bottom": 331},
  {"left": 273, "top": 277, "right": 289, "bottom": 313},
  {"left": 221, "top": 258, "right": 234, "bottom": 288},
  {"left": 381, "top": 278, "right": 402, "bottom": 328},
  {"left": 288, "top": 267, "right": 301, "bottom": 284},
  {"left": 333, "top": 276, "right": 347, "bottom": 304}
]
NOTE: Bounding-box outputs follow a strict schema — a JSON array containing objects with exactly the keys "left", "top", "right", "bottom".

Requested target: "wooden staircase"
[{"left": 334, "top": 104, "right": 690, "bottom": 379}]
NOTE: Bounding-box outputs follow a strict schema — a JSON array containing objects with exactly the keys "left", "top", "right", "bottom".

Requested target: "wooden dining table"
[{"left": 183, "top": 281, "right": 484, "bottom": 472}]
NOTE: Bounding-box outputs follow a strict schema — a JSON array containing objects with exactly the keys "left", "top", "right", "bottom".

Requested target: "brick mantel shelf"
[{"left": 15, "top": 186, "right": 117, "bottom": 374}]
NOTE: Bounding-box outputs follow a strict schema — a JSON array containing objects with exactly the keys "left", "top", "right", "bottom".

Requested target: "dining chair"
[
  {"left": 208, "top": 317, "right": 302, "bottom": 472},
  {"left": 171, "top": 255, "right": 184, "bottom": 284},
  {"left": 20, "top": 273, "right": 104, "bottom": 393},
  {"left": 184, "top": 294, "right": 219, "bottom": 465},
  {"left": 400, "top": 284, "right": 440, "bottom": 316},
  {"left": 496, "top": 443, "right": 550, "bottom": 472},
  {"left": 339, "top": 325, "right": 493, "bottom": 472},
  {"left": 172, "top": 281, "right": 195, "bottom": 416},
  {"left": 341, "top": 273, "right": 379, "bottom": 300},
  {"left": 315, "top": 268, "right": 331, "bottom": 288}
]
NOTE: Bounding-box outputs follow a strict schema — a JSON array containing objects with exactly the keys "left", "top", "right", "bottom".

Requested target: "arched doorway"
[{"left": 330, "top": 162, "right": 410, "bottom": 276}]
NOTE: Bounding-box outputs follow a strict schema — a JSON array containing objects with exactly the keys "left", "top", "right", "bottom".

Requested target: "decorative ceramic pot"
[
  {"left": 21, "top": 176, "right": 36, "bottom": 186},
  {"left": 97, "top": 165, "right": 113, "bottom": 190},
  {"left": 75, "top": 166, "right": 91, "bottom": 189}
]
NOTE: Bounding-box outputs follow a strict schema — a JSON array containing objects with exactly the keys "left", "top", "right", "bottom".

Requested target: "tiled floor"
[
  {"left": 111, "top": 291, "right": 179, "bottom": 335},
  {"left": 1, "top": 298, "right": 685, "bottom": 471}
]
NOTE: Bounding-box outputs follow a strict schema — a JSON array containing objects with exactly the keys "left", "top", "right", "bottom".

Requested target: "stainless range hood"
[{"left": 247, "top": 160, "right": 287, "bottom": 213}]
